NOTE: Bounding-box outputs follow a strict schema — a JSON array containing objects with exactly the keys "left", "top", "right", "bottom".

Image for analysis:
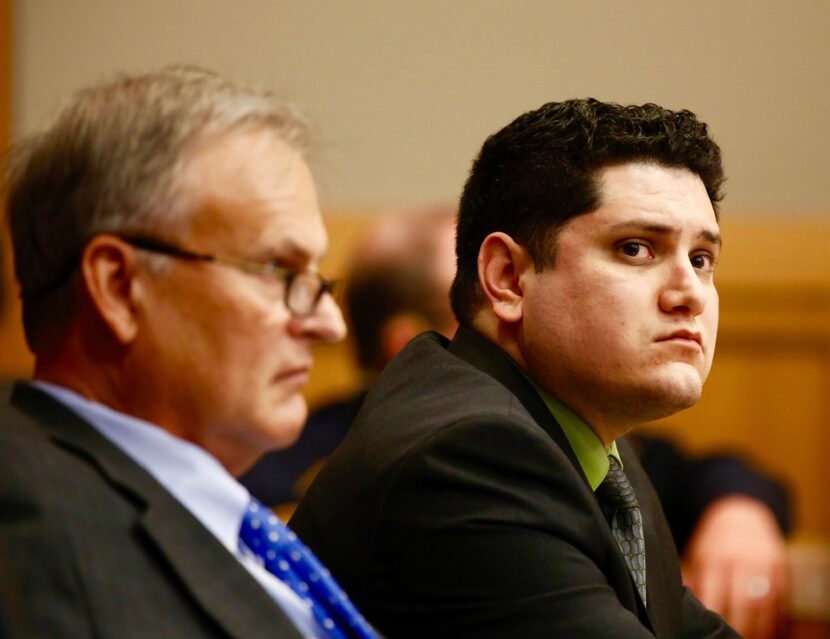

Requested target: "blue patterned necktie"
[
  {"left": 596, "top": 456, "right": 648, "bottom": 605},
  {"left": 239, "top": 498, "right": 378, "bottom": 639}
]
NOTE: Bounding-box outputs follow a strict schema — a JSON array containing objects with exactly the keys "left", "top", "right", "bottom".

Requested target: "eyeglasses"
[{"left": 121, "top": 235, "right": 338, "bottom": 317}]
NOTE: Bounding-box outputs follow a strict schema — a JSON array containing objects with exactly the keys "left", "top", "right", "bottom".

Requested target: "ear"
[
  {"left": 380, "top": 312, "right": 429, "bottom": 362},
  {"left": 477, "top": 232, "right": 533, "bottom": 324},
  {"left": 80, "top": 235, "right": 142, "bottom": 345}
]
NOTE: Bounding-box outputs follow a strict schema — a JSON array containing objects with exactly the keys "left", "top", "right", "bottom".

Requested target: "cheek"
[
  {"left": 533, "top": 277, "right": 621, "bottom": 336},
  {"left": 700, "top": 287, "right": 719, "bottom": 343},
  {"left": 201, "top": 299, "right": 291, "bottom": 382},
  {"left": 572, "top": 281, "right": 645, "bottom": 341},
  {"left": 705, "top": 288, "right": 719, "bottom": 331},
  {"left": 229, "top": 314, "right": 290, "bottom": 373},
  {"left": 525, "top": 267, "right": 649, "bottom": 353},
  {"left": 702, "top": 304, "right": 719, "bottom": 373}
]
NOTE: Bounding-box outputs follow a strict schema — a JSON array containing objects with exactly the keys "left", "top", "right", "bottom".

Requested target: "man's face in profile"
[
  {"left": 519, "top": 162, "right": 721, "bottom": 434},
  {"left": 135, "top": 129, "right": 346, "bottom": 473}
]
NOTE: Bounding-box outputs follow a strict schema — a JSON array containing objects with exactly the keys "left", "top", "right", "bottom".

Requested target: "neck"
[
  {"left": 34, "top": 346, "right": 115, "bottom": 405},
  {"left": 470, "top": 313, "right": 636, "bottom": 449}
]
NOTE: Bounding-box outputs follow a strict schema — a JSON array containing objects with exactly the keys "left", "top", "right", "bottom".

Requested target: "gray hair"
[{"left": 3, "top": 66, "right": 312, "bottom": 353}]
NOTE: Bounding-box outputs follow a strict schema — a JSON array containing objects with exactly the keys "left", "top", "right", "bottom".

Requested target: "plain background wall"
[{"left": 11, "top": 0, "right": 830, "bottom": 214}]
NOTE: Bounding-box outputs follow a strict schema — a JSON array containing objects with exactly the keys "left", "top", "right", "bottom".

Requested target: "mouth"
[
  {"left": 275, "top": 365, "right": 312, "bottom": 386},
  {"left": 657, "top": 329, "right": 703, "bottom": 349}
]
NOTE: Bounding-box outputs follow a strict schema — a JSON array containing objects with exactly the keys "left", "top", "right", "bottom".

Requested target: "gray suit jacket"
[
  {"left": 291, "top": 328, "right": 739, "bottom": 638},
  {"left": 0, "top": 381, "right": 305, "bottom": 639}
]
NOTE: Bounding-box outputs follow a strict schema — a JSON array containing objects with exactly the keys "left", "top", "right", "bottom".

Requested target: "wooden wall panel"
[
  {"left": 0, "top": 0, "right": 9, "bottom": 149},
  {"left": 0, "top": 0, "right": 33, "bottom": 378}
]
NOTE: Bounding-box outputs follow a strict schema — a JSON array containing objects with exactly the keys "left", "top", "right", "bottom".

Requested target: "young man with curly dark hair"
[{"left": 292, "top": 99, "right": 739, "bottom": 638}]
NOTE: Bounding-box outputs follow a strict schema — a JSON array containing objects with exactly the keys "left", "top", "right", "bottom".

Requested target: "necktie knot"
[
  {"left": 596, "top": 456, "right": 640, "bottom": 512},
  {"left": 239, "top": 498, "right": 377, "bottom": 639}
]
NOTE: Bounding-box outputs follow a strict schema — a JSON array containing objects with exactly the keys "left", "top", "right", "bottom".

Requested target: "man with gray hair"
[{"left": 0, "top": 67, "right": 377, "bottom": 639}]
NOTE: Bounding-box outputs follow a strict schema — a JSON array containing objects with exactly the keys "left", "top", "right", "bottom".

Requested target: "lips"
[
  {"left": 275, "top": 365, "right": 312, "bottom": 385},
  {"left": 657, "top": 329, "right": 703, "bottom": 348}
]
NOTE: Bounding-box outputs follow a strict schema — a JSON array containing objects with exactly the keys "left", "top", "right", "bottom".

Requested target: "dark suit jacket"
[
  {"left": 291, "top": 328, "right": 738, "bottom": 638},
  {"left": 0, "top": 381, "right": 305, "bottom": 639}
]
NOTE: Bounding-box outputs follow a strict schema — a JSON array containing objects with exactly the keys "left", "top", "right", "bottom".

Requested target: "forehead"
[
  {"left": 181, "top": 129, "right": 327, "bottom": 261},
  {"left": 587, "top": 162, "right": 718, "bottom": 232}
]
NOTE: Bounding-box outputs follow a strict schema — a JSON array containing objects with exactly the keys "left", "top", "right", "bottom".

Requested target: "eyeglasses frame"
[{"left": 119, "top": 235, "right": 338, "bottom": 317}]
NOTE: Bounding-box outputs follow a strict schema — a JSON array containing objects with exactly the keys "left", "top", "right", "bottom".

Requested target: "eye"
[
  {"left": 618, "top": 241, "right": 653, "bottom": 261},
  {"left": 690, "top": 252, "right": 716, "bottom": 272},
  {"left": 264, "top": 259, "right": 286, "bottom": 272}
]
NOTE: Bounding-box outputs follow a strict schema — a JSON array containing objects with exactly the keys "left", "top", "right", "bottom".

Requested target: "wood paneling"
[
  {"left": 0, "top": 0, "right": 32, "bottom": 378},
  {"left": 0, "top": 0, "right": 9, "bottom": 149}
]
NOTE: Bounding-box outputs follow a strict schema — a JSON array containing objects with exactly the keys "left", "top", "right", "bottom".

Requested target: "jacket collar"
[{"left": 447, "top": 326, "right": 586, "bottom": 484}]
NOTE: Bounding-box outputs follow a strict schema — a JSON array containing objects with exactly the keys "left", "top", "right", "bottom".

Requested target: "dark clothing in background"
[
  {"left": 242, "top": 393, "right": 365, "bottom": 505},
  {"left": 632, "top": 432, "right": 791, "bottom": 551}
]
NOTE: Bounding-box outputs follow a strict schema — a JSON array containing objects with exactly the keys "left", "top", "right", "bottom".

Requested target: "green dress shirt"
[{"left": 526, "top": 377, "right": 622, "bottom": 490}]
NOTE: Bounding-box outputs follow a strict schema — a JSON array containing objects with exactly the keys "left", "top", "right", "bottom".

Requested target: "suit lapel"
[
  {"left": 10, "top": 382, "right": 306, "bottom": 639},
  {"left": 447, "top": 332, "right": 661, "bottom": 631},
  {"left": 448, "top": 327, "right": 587, "bottom": 484}
]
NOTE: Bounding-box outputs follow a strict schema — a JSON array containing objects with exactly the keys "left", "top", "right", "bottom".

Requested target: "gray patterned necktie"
[{"left": 596, "top": 456, "right": 648, "bottom": 605}]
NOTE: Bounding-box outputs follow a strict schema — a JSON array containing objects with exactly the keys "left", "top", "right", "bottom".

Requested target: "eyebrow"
[
  {"left": 259, "top": 237, "right": 328, "bottom": 266},
  {"left": 607, "top": 220, "right": 722, "bottom": 248}
]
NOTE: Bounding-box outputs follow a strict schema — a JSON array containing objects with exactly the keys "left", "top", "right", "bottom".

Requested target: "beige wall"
[{"left": 12, "top": 0, "right": 830, "bottom": 213}]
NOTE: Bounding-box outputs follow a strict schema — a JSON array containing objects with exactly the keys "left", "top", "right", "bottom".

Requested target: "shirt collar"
[{"left": 523, "top": 376, "right": 621, "bottom": 490}]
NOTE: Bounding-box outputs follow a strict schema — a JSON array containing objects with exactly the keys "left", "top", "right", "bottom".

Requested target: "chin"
[
  {"left": 279, "top": 419, "right": 307, "bottom": 448},
  {"left": 650, "top": 370, "right": 704, "bottom": 414},
  {"left": 263, "top": 398, "right": 309, "bottom": 449}
]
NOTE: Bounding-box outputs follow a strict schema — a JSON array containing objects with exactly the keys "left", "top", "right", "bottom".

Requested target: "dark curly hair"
[{"left": 449, "top": 98, "right": 725, "bottom": 324}]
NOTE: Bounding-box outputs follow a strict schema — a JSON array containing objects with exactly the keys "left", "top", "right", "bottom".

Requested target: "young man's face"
[{"left": 519, "top": 162, "right": 720, "bottom": 443}]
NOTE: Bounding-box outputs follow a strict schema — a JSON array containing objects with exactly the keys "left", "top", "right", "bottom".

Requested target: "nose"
[
  {"left": 292, "top": 291, "right": 347, "bottom": 343},
  {"left": 658, "top": 259, "right": 710, "bottom": 316}
]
